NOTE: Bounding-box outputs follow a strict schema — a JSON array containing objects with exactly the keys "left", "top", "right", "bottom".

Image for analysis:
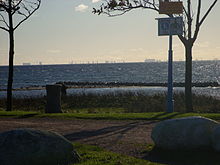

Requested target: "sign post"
[
  {"left": 168, "top": 32, "right": 173, "bottom": 113},
  {"left": 156, "top": 15, "right": 183, "bottom": 113},
  {"left": 156, "top": 0, "right": 183, "bottom": 113}
]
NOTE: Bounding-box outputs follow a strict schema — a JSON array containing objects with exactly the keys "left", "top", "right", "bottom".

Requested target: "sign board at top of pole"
[
  {"left": 159, "top": 1, "right": 183, "bottom": 14},
  {"left": 157, "top": 17, "right": 183, "bottom": 36}
]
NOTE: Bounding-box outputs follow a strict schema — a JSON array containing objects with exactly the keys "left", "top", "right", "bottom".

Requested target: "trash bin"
[{"left": 45, "top": 85, "right": 62, "bottom": 113}]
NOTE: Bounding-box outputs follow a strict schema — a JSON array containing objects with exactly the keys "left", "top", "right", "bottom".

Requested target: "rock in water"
[
  {"left": 0, "top": 128, "right": 80, "bottom": 165},
  {"left": 151, "top": 116, "right": 218, "bottom": 150}
]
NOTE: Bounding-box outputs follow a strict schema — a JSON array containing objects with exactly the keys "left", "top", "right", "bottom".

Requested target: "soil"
[{"left": 0, "top": 117, "right": 157, "bottom": 158}]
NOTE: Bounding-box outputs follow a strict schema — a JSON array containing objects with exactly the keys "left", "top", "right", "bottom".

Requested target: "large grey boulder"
[
  {"left": 151, "top": 116, "right": 218, "bottom": 150},
  {"left": 211, "top": 125, "right": 220, "bottom": 152},
  {"left": 0, "top": 128, "right": 80, "bottom": 165}
]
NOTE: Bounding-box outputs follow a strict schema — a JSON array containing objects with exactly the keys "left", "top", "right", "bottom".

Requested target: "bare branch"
[
  {"left": 183, "top": 6, "right": 188, "bottom": 18},
  {"left": 94, "top": 0, "right": 217, "bottom": 45},
  {"left": 187, "top": 0, "right": 192, "bottom": 40},
  {"left": 93, "top": 0, "right": 159, "bottom": 16},
  {"left": 0, "top": 3, "right": 9, "bottom": 12},
  {"left": 195, "top": 0, "right": 201, "bottom": 27},
  {"left": 178, "top": 35, "right": 187, "bottom": 45},
  {"left": 0, "top": 13, "right": 9, "bottom": 28},
  {"left": 192, "top": 0, "right": 201, "bottom": 42},
  {"left": 13, "top": 0, "right": 23, "bottom": 8},
  {"left": 192, "top": 0, "right": 217, "bottom": 43},
  {"left": 103, "top": 9, "right": 131, "bottom": 17},
  {"left": 13, "top": 0, "right": 41, "bottom": 30},
  {"left": 11, "top": 0, "right": 23, "bottom": 14},
  {"left": 0, "top": 25, "right": 9, "bottom": 31},
  {"left": 199, "top": 0, "right": 217, "bottom": 26}
]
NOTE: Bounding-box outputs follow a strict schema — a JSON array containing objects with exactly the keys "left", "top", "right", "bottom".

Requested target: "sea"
[{"left": 0, "top": 61, "right": 220, "bottom": 98}]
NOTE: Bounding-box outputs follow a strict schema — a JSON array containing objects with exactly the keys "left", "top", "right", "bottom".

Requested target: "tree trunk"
[
  {"left": 6, "top": 11, "right": 14, "bottom": 111},
  {"left": 6, "top": 30, "right": 14, "bottom": 111},
  {"left": 185, "top": 44, "right": 193, "bottom": 112}
]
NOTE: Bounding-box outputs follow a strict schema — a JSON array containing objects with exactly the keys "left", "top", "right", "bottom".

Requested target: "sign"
[
  {"left": 157, "top": 17, "right": 183, "bottom": 36},
  {"left": 159, "top": 1, "right": 183, "bottom": 14}
]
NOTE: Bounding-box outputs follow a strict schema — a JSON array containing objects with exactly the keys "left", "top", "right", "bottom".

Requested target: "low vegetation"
[{"left": 0, "top": 92, "right": 220, "bottom": 113}]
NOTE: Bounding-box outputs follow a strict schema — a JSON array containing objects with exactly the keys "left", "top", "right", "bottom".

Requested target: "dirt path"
[{"left": 0, "top": 117, "right": 157, "bottom": 158}]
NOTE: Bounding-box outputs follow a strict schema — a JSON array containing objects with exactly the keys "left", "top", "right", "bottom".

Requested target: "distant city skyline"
[
  {"left": 0, "top": 0, "right": 219, "bottom": 66},
  {"left": 8, "top": 58, "right": 218, "bottom": 67}
]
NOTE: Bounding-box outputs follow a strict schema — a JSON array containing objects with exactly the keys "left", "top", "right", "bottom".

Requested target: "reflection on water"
[{"left": 0, "top": 61, "right": 220, "bottom": 90}]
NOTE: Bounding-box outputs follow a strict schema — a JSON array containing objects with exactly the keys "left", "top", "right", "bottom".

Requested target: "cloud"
[
  {"left": 92, "top": 0, "right": 101, "bottom": 3},
  {"left": 75, "top": 4, "right": 89, "bottom": 12}
]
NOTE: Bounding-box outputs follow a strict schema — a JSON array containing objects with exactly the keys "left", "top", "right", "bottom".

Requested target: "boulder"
[
  {"left": 151, "top": 116, "right": 218, "bottom": 150},
  {"left": 211, "top": 125, "right": 220, "bottom": 152},
  {"left": 0, "top": 128, "right": 80, "bottom": 165}
]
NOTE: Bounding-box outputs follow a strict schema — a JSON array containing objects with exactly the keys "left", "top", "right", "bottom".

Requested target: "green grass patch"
[
  {"left": 0, "top": 110, "right": 39, "bottom": 117},
  {"left": 72, "top": 143, "right": 162, "bottom": 165},
  {"left": 65, "top": 107, "right": 125, "bottom": 114},
  {"left": 72, "top": 143, "right": 220, "bottom": 165},
  {"left": 2, "top": 110, "right": 220, "bottom": 121}
]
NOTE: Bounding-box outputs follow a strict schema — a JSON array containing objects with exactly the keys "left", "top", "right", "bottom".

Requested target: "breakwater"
[{"left": 56, "top": 81, "right": 220, "bottom": 88}]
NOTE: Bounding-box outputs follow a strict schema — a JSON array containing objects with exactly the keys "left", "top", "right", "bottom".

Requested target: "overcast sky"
[{"left": 0, "top": 0, "right": 219, "bottom": 65}]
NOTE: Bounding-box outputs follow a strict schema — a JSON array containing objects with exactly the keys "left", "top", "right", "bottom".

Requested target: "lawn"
[
  {"left": 73, "top": 143, "right": 161, "bottom": 165},
  {"left": 73, "top": 142, "right": 220, "bottom": 165},
  {"left": 1, "top": 110, "right": 220, "bottom": 121}
]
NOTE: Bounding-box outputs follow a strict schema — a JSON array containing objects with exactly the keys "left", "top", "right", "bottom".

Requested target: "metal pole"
[{"left": 167, "top": 34, "right": 174, "bottom": 113}]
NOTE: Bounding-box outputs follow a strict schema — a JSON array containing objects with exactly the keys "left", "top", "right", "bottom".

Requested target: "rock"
[
  {"left": 0, "top": 128, "right": 80, "bottom": 165},
  {"left": 151, "top": 116, "right": 218, "bottom": 150},
  {"left": 211, "top": 125, "right": 220, "bottom": 152}
]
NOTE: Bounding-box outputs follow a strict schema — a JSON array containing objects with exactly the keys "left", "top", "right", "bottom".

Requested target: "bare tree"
[
  {"left": 0, "top": 0, "right": 41, "bottom": 111},
  {"left": 93, "top": 0, "right": 218, "bottom": 112}
]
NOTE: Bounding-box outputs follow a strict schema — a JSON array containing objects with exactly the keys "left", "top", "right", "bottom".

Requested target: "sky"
[{"left": 0, "top": 0, "right": 220, "bottom": 65}]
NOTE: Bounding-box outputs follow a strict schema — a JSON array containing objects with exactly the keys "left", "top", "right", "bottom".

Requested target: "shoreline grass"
[{"left": 0, "top": 92, "right": 220, "bottom": 113}]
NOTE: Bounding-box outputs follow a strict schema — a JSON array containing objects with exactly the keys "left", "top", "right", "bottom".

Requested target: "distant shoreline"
[
  {"left": 0, "top": 59, "right": 219, "bottom": 67},
  {"left": 0, "top": 81, "right": 219, "bottom": 92}
]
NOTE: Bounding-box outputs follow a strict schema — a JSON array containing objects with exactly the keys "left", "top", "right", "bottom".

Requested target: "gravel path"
[{"left": 0, "top": 117, "right": 157, "bottom": 158}]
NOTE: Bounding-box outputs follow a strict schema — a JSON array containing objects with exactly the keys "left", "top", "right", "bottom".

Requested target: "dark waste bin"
[{"left": 45, "top": 85, "right": 62, "bottom": 113}]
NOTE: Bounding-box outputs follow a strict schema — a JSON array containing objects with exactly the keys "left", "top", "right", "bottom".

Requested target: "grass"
[
  {"left": 2, "top": 110, "right": 220, "bottom": 121},
  {"left": 72, "top": 143, "right": 162, "bottom": 165},
  {"left": 71, "top": 143, "right": 220, "bottom": 165},
  {"left": 1, "top": 92, "right": 220, "bottom": 113}
]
